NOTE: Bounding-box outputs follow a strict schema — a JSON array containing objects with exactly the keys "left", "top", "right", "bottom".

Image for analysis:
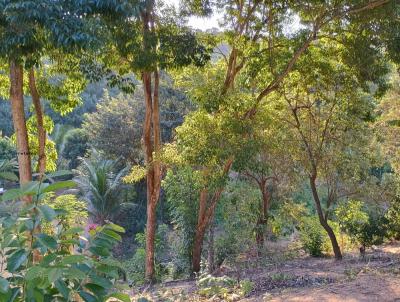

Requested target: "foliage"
[
  {"left": 163, "top": 167, "right": 201, "bottom": 267},
  {"left": 0, "top": 173, "right": 129, "bottom": 302},
  {"left": 0, "top": 135, "right": 16, "bottom": 161},
  {"left": 61, "top": 128, "right": 89, "bottom": 170},
  {"left": 0, "top": 158, "right": 19, "bottom": 183},
  {"left": 122, "top": 224, "right": 169, "bottom": 285},
  {"left": 214, "top": 181, "right": 260, "bottom": 265},
  {"left": 75, "top": 154, "right": 130, "bottom": 225},
  {"left": 298, "top": 217, "right": 342, "bottom": 257},
  {"left": 335, "top": 200, "right": 369, "bottom": 244},
  {"left": 335, "top": 200, "right": 388, "bottom": 248},
  {"left": 270, "top": 200, "right": 309, "bottom": 238},
  {"left": 42, "top": 193, "right": 88, "bottom": 233}
]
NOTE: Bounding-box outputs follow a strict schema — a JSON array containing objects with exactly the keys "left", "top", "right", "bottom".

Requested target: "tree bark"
[
  {"left": 9, "top": 60, "right": 32, "bottom": 187},
  {"left": 207, "top": 218, "right": 215, "bottom": 274},
  {"left": 309, "top": 176, "right": 342, "bottom": 260},
  {"left": 256, "top": 181, "right": 270, "bottom": 252},
  {"left": 28, "top": 68, "right": 46, "bottom": 177}
]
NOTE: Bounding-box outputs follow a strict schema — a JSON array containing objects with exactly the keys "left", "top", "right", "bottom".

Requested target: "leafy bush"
[
  {"left": 336, "top": 200, "right": 388, "bottom": 249},
  {"left": 123, "top": 224, "right": 170, "bottom": 285},
  {"left": 0, "top": 173, "right": 129, "bottom": 302},
  {"left": 0, "top": 136, "right": 16, "bottom": 161},
  {"left": 298, "top": 216, "right": 344, "bottom": 257},
  {"left": 61, "top": 128, "right": 89, "bottom": 169}
]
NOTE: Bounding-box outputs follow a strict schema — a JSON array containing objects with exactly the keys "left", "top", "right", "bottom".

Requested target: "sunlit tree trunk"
[
  {"left": 28, "top": 68, "right": 46, "bottom": 178},
  {"left": 309, "top": 175, "right": 342, "bottom": 260},
  {"left": 9, "top": 60, "right": 32, "bottom": 186}
]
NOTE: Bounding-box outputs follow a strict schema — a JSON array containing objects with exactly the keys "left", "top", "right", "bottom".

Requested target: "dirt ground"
[{"left": 132, "top": 243, "right": 400, "bottom": 302}]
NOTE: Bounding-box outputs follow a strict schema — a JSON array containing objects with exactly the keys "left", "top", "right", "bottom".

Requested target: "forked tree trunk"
[
  {"left": 9, "top": 60, "right": 32, "bottom": 186},
  {"left": 192, "top": 159, "right": 233, "bottom": 273},
  {"left": 28, "top": 68, "right": 46, "bottom": 177},
  {"left": 309, "top": 176, "right": 342, "bottom": 260}
]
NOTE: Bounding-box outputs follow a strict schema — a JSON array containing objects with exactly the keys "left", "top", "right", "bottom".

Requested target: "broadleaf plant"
[{"left": 0, "top": 173, "right": 129, "bottom": 302}]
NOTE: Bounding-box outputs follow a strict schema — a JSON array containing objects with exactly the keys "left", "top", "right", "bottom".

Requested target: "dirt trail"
[{"left": 132, "top": 243, "right": 400, "bottom": 301}]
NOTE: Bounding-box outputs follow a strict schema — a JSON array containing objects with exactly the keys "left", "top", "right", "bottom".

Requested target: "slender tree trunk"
[
  {"left": 309, "top": 176, "right": 342, "bottom": 260},
  {"left": 256, "top": 182, "right": 270, "bottom": 252},
  {"left": 28, "top": 68, "right": 46, "bottom": 177},
  {"left": 207, "top": 219, "right": 215, "bottom": 274},
  {"left": 9, "top": 60, "right": 32, "bottom": 186},
  {"left": 142, "top": 64, "right": 162, "bottom": 282},
  {"left": 192, "top": 189, "right": 208, "bottom": 274}
]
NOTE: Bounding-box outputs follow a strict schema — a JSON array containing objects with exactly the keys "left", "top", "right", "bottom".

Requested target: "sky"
[{"left": 165, "top": 0, "right": 222, "bottom": 30}]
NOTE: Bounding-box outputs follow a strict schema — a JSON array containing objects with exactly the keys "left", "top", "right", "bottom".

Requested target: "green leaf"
[
  {"left": 89, "top": 275, "right": 112, "bottom": 289},
  {"left": 89, "top": 246, "right": 110, "bottom": 257},
  {"left": 106, "top": 293, "right": 131, "bottom": 302},
  {"left": 42, "top": 180, "right": 76, "bottom": 193},
  {"left": 7, "top": 249, "right": 28, "bottom": 272},
  {"left": 48, "top": 268, "right": 63, "bottom": 283},
  {"left": 35, "top": 233, "right": 58, "bottom": 250},
  {"left": 106, "top": 223, "right": 125, "bottom": 233},
  {"left": 60, "top": 255, "right": 87, "bottom": 265},
  {"left": 79, "top": 291, "right": 97, "bottom": 302},
  {"left": 62, "top": 227, "right": 84, "bottom": 236},
  {"left": 0, "top": 172, "right": 18, "bottom": 182},
  {"left": 64, "top": 267, "right": 87, "bottom": 279},
  {"left": 101, "top": 229, "right": 122, "bottom": 242},
  {"left": 37, "top": 205, "right": 56, "bottom": 221},
  {"left": 26, "top": 266, "right": 44, "bottom": 281},
  {"left": 0, "top": 277, "right": 9, "bottom": 294},
  {"left": 1, "top": 188, "right": 24, "bottom": 202},
  {"left": 54, "top": 280, "right": 70, "bottom": 299}
]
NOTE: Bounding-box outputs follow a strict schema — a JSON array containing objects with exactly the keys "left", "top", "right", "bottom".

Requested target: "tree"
[
  {"left": 75, "top": 153, "right": 130, "bottom": 225},
  {"left": 174, "top": 0, "right": 398, "bottom": 270},
  {"left": 99, "top": 0, "right": 211, "bottom": 281},
  {"left": 272, "top": 39, "right": 387, "bottom": 259}
]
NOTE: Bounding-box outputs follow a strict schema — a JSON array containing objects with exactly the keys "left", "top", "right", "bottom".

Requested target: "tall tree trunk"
[
  {"left": 28, "top": 68, "right": 46, "bottom": 177},
  {"left": 9, "top": 60, "right": 32, "bottom": 186},
  {"left": 143, "top": 67, "right": 162, "bottom": 282},
  {"left": 309, "top": 176, "right": 342, "bottom": 260},
  {"left": 192, "top": 189, "right": 208, "bottom": 274},
  {"left": 207, "top": 219, "right": 215, "bottom": 274},
  {"left": 192, "top": 159, "right": 233, "bottom": 273}
]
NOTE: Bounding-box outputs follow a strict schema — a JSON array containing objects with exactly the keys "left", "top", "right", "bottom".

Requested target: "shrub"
[
  {"left": 298, "top": 217, "right": 346, "bottom": 257},
  {"left": 336, "top": 200, "right": 388, "bottom": 249},
  {"left": 0, "top": 173, "right": 129, "bottom": 302}
]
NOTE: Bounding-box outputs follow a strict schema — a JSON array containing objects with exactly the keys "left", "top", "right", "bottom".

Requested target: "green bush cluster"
[{"left": 0, "top": 173, "right": 129, "bottom": 302}]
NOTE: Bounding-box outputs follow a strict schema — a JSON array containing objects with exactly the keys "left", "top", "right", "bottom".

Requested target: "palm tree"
[{"left": 75, "top": 153, "right": 131, "bottom": 225}]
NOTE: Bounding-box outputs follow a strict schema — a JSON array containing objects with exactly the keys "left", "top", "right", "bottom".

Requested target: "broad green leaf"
[
  {"left": 60, "top": 255, "right": 87, "bottom": 265},
  {"left": 26, "top": 266, "right": 44, "bottom": 281},
  {"left": 0, "top": 172, "right": 18, "bottom": 182},
  {"left": 79, "top": 291, "right": 97, "bottom": 302},
  {"left": 54, "top": 280, "right": 70, "bottom": 299},
  {"left": 62, "top": 227, "right": 84, "bottom": 236},
  {"left": 89, "top": 246, "right": 110, "bottom": 257},
  {"left": 48, "top": 268, "right": 63, "bottom": 283},
  {"left": 89, "top": 275, "right": 112, "bottom": 289},
  {"left": 35, "top": 233, "right": 58, "bottom": 250},
  {"left": 7, "top": 249, "right": 28, "bottom": 272},
  {"left": 107, "top": 293, "right": 131, "bottom": 302},
  {"left": 106, "top": 223, "right": 125, "bottom": 233},
  {"left": 42, "top": 180, "right": 76, "bottom": 193},
  {"left": 0, "top": 277, "right": 9, "bottom": 293},
  {"left": 1, "top": 188, "right": 24, "bottom": 202},
  {"left": 37, "top": 205, "right": 56, "bottom": 221}
]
